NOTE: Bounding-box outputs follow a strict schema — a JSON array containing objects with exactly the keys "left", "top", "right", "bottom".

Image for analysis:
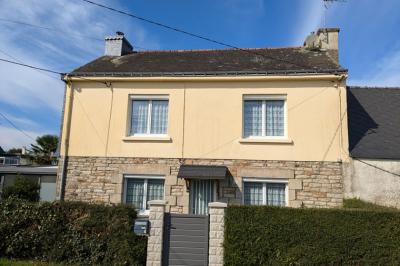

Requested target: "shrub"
[
  {"left": 1, "top": 176, "right": 40, "bottom": 202},
  {"left": 225, "top": 206, "right": 400, "bottom": 265},
  {"left": 343, "top": 198, "right": 398, "bottom": 211},
  {"left": 0, "top": 199, "right": 147, "bottom": 265}
]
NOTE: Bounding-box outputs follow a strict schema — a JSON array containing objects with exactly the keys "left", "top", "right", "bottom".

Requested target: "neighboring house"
[
  {"left": 57, "top": 28, "right": 349, "bottom": 215},
  {"left": 344, "top": 87, "right": 400, "bottom": 208},
  {"left": 0, "top": 166, "right": 57, "bottom": 201}
]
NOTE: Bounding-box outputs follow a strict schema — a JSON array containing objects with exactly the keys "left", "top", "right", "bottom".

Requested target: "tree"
[
  {"left": 30, "top": 134, "right": 59, "bottom": 165},
  {"left": 7, "top": 148, "right": 22, "bottom": 154},
  {"left": 1, "top": 176, "right": 40, "bottom": 202},
  {"left": 0, "top": 146, "right": 5, "bottom": 155}
]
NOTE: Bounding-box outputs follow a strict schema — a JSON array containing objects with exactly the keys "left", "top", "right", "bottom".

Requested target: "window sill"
[
  {"left": 239, "top": 138, "right": 293, "bottom": 144},
  {"left": 122, "top": 136, "right": 172, "bottom": 142}
]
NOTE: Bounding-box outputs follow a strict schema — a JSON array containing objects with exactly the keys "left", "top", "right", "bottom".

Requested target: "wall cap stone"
[
  {"left": 209, "top": 202, "right": 228, "bottom": 208},
  {"left": 148, "top": 200, "right": 167, "bottom": 206}
]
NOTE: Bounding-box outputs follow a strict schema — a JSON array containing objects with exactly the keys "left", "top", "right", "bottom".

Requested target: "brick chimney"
[
  {"left": 304, "top": 28, "right": 339, "bottom": 62},
  {"left": 104, "top": 31, "right": 133, "bottom": 56}
]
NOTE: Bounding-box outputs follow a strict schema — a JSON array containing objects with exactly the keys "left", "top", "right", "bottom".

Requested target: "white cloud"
[
  {"left": 290, "top": 1, "right": 325, "bottom": 45},
  {"left": 0, "top": 125, "right": 44, "bottom": 150},
  {"left": 0, "top": 0, "right": 160, "bottom": 148},
  {"left": 349, "top": 47, "right": 400, "bottom": 87}
]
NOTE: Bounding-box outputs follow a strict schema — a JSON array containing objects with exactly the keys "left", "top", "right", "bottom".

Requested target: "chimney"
[
  {"left": 304, "top": 28, "right": 339, "bottom": 61},
  {"left": 104, "top": 31, "right": 133, "bottom": 56}
]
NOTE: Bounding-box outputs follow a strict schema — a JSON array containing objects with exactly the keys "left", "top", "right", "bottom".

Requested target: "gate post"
[
  {"left": 146, "top": 200, "right": 166, "bottom": 266},
  {"left": 208, "top": 202, "right": 227, "bottom": 266}
]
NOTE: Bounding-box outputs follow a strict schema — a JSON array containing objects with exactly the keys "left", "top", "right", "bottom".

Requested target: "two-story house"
[{"left": 57, "top": 28, "right": 348, "bottom": 215}]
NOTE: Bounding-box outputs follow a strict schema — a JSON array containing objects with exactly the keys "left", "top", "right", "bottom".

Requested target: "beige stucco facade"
[{"left": 60, "top": 75, "right": 348, "bottom": 162}]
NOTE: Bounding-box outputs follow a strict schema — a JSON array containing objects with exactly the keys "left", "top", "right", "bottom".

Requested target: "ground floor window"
[
  {"left": 124, "top": 175, "right": 164, "bottom": 214},
  {"left": 243, "top": 179, "right": 288, "bottom": 206}
]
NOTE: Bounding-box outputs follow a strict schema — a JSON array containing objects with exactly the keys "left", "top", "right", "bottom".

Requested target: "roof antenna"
[{"left": 322, "top": 0, "right": 346, "bottom": 27}]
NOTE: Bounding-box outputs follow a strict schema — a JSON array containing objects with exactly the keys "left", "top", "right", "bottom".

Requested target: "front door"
[{"left": 190, "top": 179, "right": 215, "bottom": 215}]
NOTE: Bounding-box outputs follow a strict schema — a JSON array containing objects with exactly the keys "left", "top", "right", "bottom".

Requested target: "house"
[
  {"left": 0, "top": 166, "right": 57, "bottom": 201},
  {"left": 57, "top": 28, "right": 349, "bottom": 215},
  {"left": 0, "top": 147, "right": 21, "bottom": 166},
  {"left": 344, "top": 87, "right": 400, "bottom": 208}
]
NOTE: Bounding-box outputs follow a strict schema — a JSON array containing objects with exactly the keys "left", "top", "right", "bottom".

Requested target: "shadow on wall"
[{"left": 346, "top": 89, "right": 378, "bottom": 153}]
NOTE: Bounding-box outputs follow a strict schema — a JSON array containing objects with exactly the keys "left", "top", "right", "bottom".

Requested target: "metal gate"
[{"left": 163, "top": 213, "right": 209, "bottom": 266}]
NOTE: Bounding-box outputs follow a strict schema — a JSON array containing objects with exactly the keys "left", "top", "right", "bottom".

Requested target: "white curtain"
[
  {"left": 131, "top": 100, "right": 149, "bottom": 134},
  {"left": 150, "top": 100, "right": 168, "bottom": 134},
  {"left": 266, "top": 183, "right": 286, "bottom": 206},
  {"left": 266, "top": 100, "right": 284, "bottom": 136},
  {"left": 244, "top": 182, "right": 263, "bottom": 205},
  {"left": 126, "top": 179, "right": 144, "bottom": 210},
  {"left": 146, "top": 179, "right": 164, "bottom": 209},
  {"left": 244, "top": 100, "right": 263, "bottom": 137}
]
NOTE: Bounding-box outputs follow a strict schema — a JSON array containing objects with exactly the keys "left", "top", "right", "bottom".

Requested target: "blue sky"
[{"left": 0, "top": 0, "right": 399, "bottom": 150}]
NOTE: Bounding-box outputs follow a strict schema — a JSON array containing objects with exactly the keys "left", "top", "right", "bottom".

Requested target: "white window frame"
[
  {"left": 128, "top": 95, "right": 169, "bottom": 137},
  {"left": 242, "top": 95, "right": 287, "bottom": 139},
  {"left": 123, "top": 174, "right": 165, "bottom": 215},
  {"left": 242, "top": 178, "right": 289, "bottom": 206}
]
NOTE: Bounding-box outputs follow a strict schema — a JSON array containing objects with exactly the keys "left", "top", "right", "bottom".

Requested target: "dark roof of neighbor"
[
  {"left": 0, "top": 166, "right": 57, "bottom": 175},
  {"left": 347, "top": 86, "right": 400, "bottom": 159},
  {"left": 177, "top": 165, "right": 227, "bottom": 180},
  {"left": 69, "top": 47, "right": 346, "bottom": 77}
]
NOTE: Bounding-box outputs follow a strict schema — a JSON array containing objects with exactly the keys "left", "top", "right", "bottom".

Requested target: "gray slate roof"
[
  {"left": 0, "top": 166, "right": 57, "bottom": 175},
  {"left": 347, "top": 86, "right": 400, "bottom": 159},
  {"left": 70, "top": 47, "right": 346, "bottom": 77}
]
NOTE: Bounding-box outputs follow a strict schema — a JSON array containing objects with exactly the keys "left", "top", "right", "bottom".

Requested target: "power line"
[
  {"left": 353, "top": 158, "right": 400, "bottom": 178},
  {"left": 0, "top": 58, "right": 63, "bottom": 75},
  {"left": 0, "top": 17, "right": 149, "bottom": 51},
  {"left": 0, "top": 18, "right": 103, "bottom": 41},
  {"left": 80, "top": 0, "right": 313, "bottom": 70},
  {"left": 0, "top": 112, "right": 36, "bottom": 141}
]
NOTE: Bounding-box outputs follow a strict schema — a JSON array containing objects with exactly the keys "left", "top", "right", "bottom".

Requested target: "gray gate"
[{"left": 163, "top": 213, "right": 209, "bottom": 266}]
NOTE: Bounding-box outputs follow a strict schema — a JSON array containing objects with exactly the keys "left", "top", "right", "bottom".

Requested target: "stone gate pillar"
[
  {"left": 146, "top": 200, "right": 166, "bottom": 266},
  {"left": 208, "top": 202, "right": 227, "bottom": 266}
]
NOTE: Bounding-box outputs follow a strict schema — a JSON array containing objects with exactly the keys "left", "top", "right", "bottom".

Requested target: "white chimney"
[
  {"left": 304, "top": 28, "right": 339, "bottom": 62},
  {"left": 104, "top": 31, "right": 133, "bottom": 56}
]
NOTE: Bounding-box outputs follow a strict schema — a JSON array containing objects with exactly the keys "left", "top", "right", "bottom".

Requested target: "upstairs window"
[
  {"left": 243, "top": 96, "right": 286, "bottom": 138},
  {"left": 130, "top": 96, "right": 169, "bottom": 135}
]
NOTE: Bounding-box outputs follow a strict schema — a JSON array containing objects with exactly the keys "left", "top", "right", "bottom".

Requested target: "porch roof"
[{"left": 177, "top": 165, "right": 227, "bottom": 180}]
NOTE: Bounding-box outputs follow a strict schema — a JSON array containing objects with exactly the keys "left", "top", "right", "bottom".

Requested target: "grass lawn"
[
  {"left": 0, "top": 258, "right": 62, "bottom": 266},
  {"left": 343, "top": 198, "right": 398, "bottom": 211}
]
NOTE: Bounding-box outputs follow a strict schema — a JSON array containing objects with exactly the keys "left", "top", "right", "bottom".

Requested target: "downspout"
[{"left": 58, "top": 75, "right": 74, "bottom": 201}]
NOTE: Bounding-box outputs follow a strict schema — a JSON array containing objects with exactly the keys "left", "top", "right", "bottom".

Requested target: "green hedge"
[
  {"left": 0, "top": 198, "right": 147, "bottom": 266},
  {"left": 225, "top": 206, "right": 400, "bottom": 265}
]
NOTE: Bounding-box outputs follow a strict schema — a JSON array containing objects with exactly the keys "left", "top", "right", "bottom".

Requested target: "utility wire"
[
  {"left": 0, "top": 58, "right": 63, "bottom": 75},
  {"left": 0, "top": 112, "right": 36, "bottom": 141},
  {"left": 0, "top": 18, "right": 103, "bottom": 41},
  {"left": 0, "top": 17, "right": 149, "bottom": 50},
  {"left": 353, "top": 158, "right": 400, "bottom": 178},
  {"left": 80, "top": 0, "right": 314, "bottom": 70}
]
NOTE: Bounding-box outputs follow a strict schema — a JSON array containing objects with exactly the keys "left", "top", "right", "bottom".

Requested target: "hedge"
[
  {"left": 225, "top": 206, "right": 400, "bottom": 265},
  {"left": 0, "top": 198, "right": 147, "bottom": 266}
]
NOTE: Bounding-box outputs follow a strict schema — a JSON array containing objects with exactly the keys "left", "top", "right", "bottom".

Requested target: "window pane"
[
  {"left": 131, "top": 100, "right": 149, "bottom": 134},
  {"left": 266, "top": 183, "right": 286, "bottom": 206},
  {"left": 150, "top": 100, "right": 169, "bottom": 134},
  {"left": 266, "top": 100, "right": 284, "bottom": 136},
  {"left": 147, "top": 179, "right": 164, "bottom": 209},
  {"left": 244, "top": 182, "right": 263, "bottom": 205},
  {"left": 126, "top": 179, "right": 145, "bottom": 210},
  {"left": 244, "top": 100, "right": 263, "bottom": 137}
]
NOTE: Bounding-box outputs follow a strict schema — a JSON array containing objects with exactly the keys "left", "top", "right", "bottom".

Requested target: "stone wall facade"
[{"left": 58, "top": 156, "right": 344, "bottom": 210}]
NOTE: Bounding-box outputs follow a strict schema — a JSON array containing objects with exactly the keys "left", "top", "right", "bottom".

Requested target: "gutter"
[{"left": 64, "top": 72, "right": 348, "bottom": 83}]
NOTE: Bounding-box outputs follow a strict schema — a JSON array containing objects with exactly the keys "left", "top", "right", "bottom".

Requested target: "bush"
[
  {"left": 0, "top": 199, "right": 147, "bottom": 265},
  {"left": 225, "top": 206, "right": 400, "bottom": 265},
  {"left": 343, "top": 198, "right": 398, "bottom": 211},
  {"left": 2, "top": 176, "right": 40, "bottom": 202}
]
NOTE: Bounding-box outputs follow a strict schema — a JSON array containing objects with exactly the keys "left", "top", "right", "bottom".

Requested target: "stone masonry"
[
  {"left": 208, "top": 202, "right": 227, "bottom": 266},
  {"left": 146, "top": 200, "right": 166, "bottom": 266},
  {"left": 58, "top": 156, "right": 344, "bottom": 210}
]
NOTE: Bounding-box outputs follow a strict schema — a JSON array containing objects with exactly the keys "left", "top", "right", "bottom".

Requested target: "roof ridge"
[
  {"left": 348, "top": 86, "right": 400, "bottom": 90},
  {"left": 133, "top": 46, "right": 304, "bottom": 54}
]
